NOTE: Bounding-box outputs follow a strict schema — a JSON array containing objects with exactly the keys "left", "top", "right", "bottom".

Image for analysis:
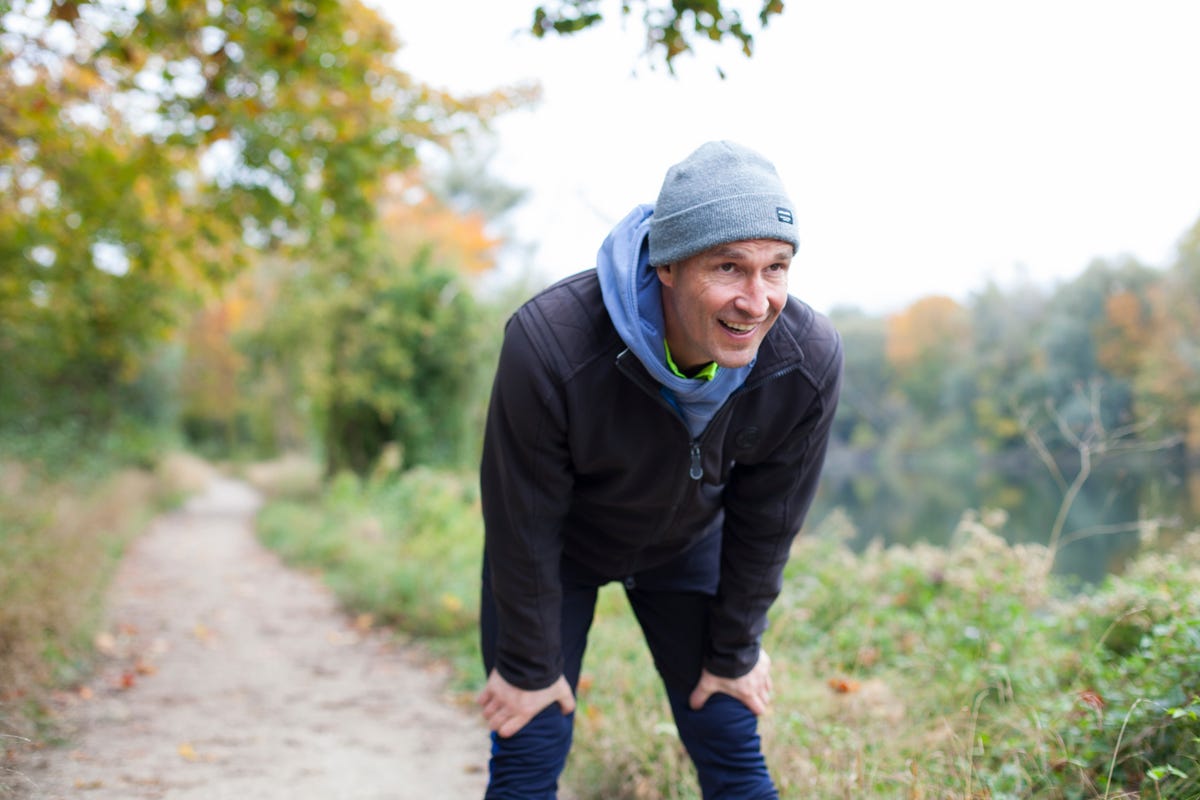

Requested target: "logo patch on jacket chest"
[{"left": 734, "top": 427, "right": 761, "bottom": 449}]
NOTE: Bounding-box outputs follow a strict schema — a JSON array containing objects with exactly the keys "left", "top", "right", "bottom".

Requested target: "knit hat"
[{"left": 648, "top": 140, "right": 798, "bottom": 267}]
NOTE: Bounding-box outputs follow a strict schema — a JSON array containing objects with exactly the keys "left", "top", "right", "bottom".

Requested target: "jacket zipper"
[
  {"left": 612, "top": 347, "right": 803, "bottom": 577},
  {"left": 617, "top": 351, "right": 809, "bottom": 469},
  {"left": 616, "top": 349, "right": 702, "bottom": 479}
]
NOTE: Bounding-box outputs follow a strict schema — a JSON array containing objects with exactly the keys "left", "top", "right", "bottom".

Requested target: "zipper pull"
[{"left": 689, "top": 442, "right": 703, "bottom": 480}]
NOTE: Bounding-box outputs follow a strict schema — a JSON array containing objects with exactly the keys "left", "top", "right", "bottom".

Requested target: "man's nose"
[{"left": 736, "top": 275, "right": 771, "bottom": 317}]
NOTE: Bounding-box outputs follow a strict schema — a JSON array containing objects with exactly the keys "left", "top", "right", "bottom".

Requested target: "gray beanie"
[{"left": 648, "top": 140, "right": 798, "bottom": 267}]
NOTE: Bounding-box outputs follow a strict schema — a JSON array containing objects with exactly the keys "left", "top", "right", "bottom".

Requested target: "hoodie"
[{"left": 595, "top": 204, "right": 753, "bottom": 438}]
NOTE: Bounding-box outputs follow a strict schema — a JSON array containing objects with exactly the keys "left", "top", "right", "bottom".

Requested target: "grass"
[
  {"left": 0, "top": 442, "right": 210, "bottom": 760},
  {"left": 252, "top": 470, "right": 1200, "bottom": 799},
  {"left": 252, "top": 464, "right": 484, "bottom": 681}
]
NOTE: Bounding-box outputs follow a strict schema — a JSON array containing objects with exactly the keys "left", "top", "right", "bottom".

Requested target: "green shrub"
[
  {"left": 1040, "top": 534, "right": 1200, "bottom": 799},
  {"left": 255, "top": 480, "right": 1200, "bottom": 800},
  {"left": 256, "top": 467, "right": 484, "bottom": 672}
]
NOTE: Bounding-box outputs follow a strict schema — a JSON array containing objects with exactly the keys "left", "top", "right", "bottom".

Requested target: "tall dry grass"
[
  {"left": 0, "top": 452, "right": 211, "bottom": 744},
  {"left": 254, "top": 467, "right": 1200, "bottom": 799}
]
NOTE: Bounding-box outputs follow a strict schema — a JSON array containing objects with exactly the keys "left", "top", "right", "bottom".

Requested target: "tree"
[
  {"left": 529, "top": 0, "right": 786, "bottom": 73},
  {"left": 226, "top": 157, "right": 524, "bottom": 476},
  {"left": 884, "top": 295, "right": 971, "bottom": 421},
  {"left": 0, "top": 0, "right": 533, "bottom": 428},
  {"left": 826, "top": 306, "right": 893, "bottom": 449},
  {"left": 178, "top": 296, "right": 245, "bottom": 450},
  {"left": 964, "top": 278, "right": 1050, "bottom": 450},
  {"left": 1039, "top": 257, "right": 1159, "bottom": 436},
  {"left": 1134, "top": 217, "right": 1200, "bottom": 457}
]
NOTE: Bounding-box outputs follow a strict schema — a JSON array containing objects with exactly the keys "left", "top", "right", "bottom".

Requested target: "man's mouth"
[{"left": 720, "top": 320, "right": 757, "bottom": 334}]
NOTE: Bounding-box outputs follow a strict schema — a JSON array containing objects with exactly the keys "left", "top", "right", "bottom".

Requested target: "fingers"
[
  {"left": 689, "top": 652, "right": 776, "bottom": 715},
  {"left": 554, "top": 678, "right": 577, "bottom": 715},
  {"left": 497, "top": 712, "right": 528, "bottom": 739},
  {"left": 482, "top": 697, "right": 533, "bottom": 738},
  {"left": 477, "top": 671, "right": 576, "bottom": 738},
  {"left": 742, "top": 689, "right": 767, "bottom": 716},
  {"left": 478, "top": 689, "right": 517, "bottom": 735}
]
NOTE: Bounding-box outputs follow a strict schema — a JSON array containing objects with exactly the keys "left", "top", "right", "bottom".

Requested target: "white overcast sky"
[{"left": 375, "top": 1, "right": 1200, "bottom": 315}]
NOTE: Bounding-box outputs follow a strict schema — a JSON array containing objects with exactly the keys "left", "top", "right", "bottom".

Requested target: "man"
[{"left": 477, "top": 141, "right": 843, "bottom": 799}]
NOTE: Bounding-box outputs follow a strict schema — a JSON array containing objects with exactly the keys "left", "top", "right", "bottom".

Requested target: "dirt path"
[{"left": 12, "top": 476, "right": 489, "bottom": 799}]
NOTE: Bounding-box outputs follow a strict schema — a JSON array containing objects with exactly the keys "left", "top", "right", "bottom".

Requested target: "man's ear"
[{"left": 655, "top": 263, "right": 675, "bottom": 288}]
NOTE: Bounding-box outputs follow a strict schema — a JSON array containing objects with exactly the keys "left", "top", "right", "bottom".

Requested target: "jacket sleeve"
[
  {"left": 705, "top": 335, "right": 843, "bottom": 679},
  {"left": 479, "top": 312, "right": 575, "bottom": 690}
]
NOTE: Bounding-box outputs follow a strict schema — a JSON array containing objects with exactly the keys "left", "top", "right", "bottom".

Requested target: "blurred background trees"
[
  {"left": 1, "top": 0, "right": 534, "bottom": 473},
  {"left": 2, "top": 0, "right": 1198, "bottom": 536}
]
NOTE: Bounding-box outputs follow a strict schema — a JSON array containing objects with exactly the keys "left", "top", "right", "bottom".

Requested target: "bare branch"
[
  {"left": 1047, "top": 396, "right": 1083, "bottom": 449},
  {"left": 1016, "top": 402, "right": 1067, "bottom": 492},
  {"left": 1056, "top": 516, "right": 1181, "bottom": 550},
  {"left": 1018, "top": 380, "right": 1184, "bottom": 580}
]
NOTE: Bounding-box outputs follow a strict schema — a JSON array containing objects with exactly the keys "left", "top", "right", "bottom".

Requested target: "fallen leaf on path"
[
  {"left": 178, "top": 742, "right": 199, "bottom": 762},
  {"left": 827, "top": 676, "right": 862, "bottom": 694},
  {"left": 192, "top": 623, "right": 214, "bottom": 643},
  {"left": 73, "top": 779, "right": 104, "bottom": 790},
  {"left": 93, "top": 632, "right": 117, "bottom": 655},
  {"left": 353, "top": 613, "right": 374, "bottom": 632},
  {"left": 117, "top": 672, "right": 136, "bottom": 690},
  {"left": 78, "top": 686, "right": 94, "bottom": 700},
  {"left": 135, "top": 659, "right": 157, "bottom": 675}
]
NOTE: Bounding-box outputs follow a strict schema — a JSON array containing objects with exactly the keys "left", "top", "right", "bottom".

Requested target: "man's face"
[{"left": 656, "top": 238, "right": 792, "bottom": 371}]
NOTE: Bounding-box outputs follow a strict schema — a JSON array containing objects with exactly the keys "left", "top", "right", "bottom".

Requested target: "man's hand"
[
  {"left": 688, "top": 649, "right": 773, "bottom": 715},
  {"left": 477, "top": 668, "right": 576, "bottom": 738}
]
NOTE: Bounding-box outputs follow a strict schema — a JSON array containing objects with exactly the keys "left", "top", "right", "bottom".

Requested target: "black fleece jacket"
[{"left": 479, "top": 268, "right": 843, "bottom": 691}]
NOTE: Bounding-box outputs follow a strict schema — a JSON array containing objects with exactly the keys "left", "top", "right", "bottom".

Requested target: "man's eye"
[{"left": 718, "top": 263, "right": 737, "bottom": 272}]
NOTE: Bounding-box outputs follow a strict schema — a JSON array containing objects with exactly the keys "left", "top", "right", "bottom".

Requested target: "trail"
[{"left": 12, "top": 476, "right": 488, "bottom": 799}]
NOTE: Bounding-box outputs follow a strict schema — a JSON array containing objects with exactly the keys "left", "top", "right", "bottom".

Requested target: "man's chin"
[{"left": 713, "top": 350, "right": 759, "bottom": 370}]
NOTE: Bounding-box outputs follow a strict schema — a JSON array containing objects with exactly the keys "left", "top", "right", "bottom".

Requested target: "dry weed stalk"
[{"left": 1015, "top": 379, "right": 1181, "bottom": 581}]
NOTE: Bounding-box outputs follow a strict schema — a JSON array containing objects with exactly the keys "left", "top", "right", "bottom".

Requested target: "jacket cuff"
[
  {"left": 495, "top": 647, "right": 564, "bottom": 692},
  {"left": 703, "top": 642, "right": 760, "bottom": 680}
]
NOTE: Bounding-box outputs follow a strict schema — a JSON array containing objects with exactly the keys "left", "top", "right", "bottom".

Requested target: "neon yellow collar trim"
[{"left": 664, "top": 340, "right": 719, "bottom": 381}]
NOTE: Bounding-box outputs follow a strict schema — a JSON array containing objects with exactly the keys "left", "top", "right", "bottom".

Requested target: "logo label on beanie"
[{"left": 776, "top": 207, "right": 794, "bottom": 224}]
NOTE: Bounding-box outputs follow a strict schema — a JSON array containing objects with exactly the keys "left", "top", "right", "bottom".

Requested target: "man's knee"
[
  {"left": 674, "top": 692, "right": 761, "bottom": 747},
  {"left": 485, "top": 705, "right": 575, "bottom": 800},
  {"left": 668, "top": 692, "right": 778, "bottom": 800}
]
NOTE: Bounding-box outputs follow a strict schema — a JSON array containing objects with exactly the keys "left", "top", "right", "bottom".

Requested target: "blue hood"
[{"left": 596, "top": 205, "right": 753, "bottom": 438}]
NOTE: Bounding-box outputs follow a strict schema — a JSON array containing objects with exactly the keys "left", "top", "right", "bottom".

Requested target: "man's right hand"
[{"left": 477, "top": 669, "right": 576, "bottom": 738}]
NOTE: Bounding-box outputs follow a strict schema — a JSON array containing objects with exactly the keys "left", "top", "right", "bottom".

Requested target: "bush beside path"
[{"left": 7, "top": 476, "right": 488, "bottom": 799}]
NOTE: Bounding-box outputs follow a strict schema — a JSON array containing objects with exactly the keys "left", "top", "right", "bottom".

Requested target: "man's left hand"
[{"left": 688, "top": 649, "right": 772, "bottom": 715}]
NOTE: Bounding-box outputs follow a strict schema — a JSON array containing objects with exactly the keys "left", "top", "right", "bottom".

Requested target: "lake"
[{"left": 808, "top": 445, "right": 1199, "bottom": 585}]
